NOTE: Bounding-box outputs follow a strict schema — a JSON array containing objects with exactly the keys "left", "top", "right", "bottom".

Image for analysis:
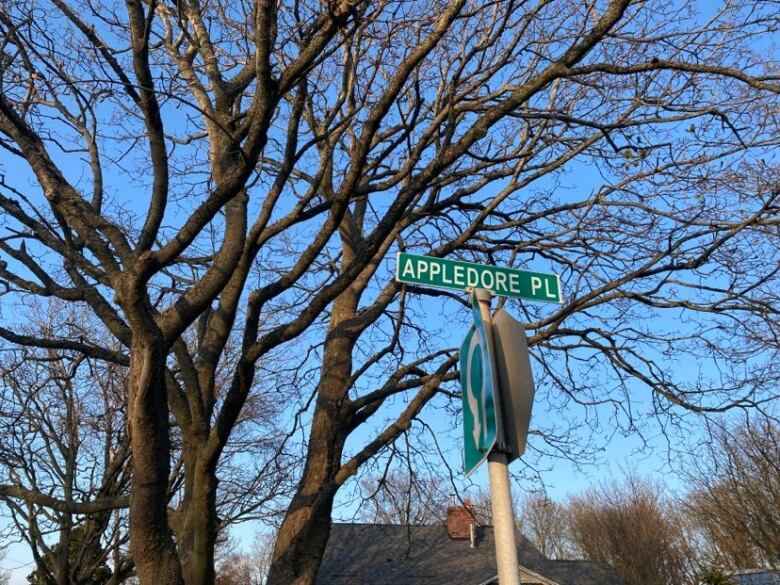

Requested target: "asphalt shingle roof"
[
  {"left": 732, "top": 571, "right": 780, "bottom": 585},
  {"left": 316, "top": 523, "right": 625, "bottom": 585},
  {"left": 523, "top": 559, "right": 628, "bottom": 585}
]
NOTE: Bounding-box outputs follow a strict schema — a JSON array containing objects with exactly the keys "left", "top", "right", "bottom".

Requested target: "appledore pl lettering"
[{"left": 395, "top": 252, "right": 561, "bottom": 303}]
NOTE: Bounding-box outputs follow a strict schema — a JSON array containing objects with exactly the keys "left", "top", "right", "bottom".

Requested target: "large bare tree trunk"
[
  {"left": 128, "top": 336, "right": 184, "bottom": 585},
  {"left": 178, "top": 447, "right": 219, "bottom": 585},
  {"left": 265, "top": 416, "right": 343, "bottom": 585},
  {"left": 55, "top": 519, "right": 70, "bottom": 585},
  {"left": 266, "top": 321, "right": 354, "bottom": 585}
]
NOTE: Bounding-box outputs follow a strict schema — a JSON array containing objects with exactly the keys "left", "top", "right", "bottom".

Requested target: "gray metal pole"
[
  {"left": 475, "top": 289, "right": 520, "bottom": 585},
  {"left": 488, "top": 452, "right": 520, "bottom": 585}
]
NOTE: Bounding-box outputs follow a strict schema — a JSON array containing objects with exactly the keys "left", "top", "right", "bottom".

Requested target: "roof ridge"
[
  {"left": 330, "top": 521, "right": 503, "bottom": 528},
  {"left": 329, "top": 522, "right": 444, "bottom": 528},
  {"left": 542, "top": 559, "right": 604, "bottom": 564}
]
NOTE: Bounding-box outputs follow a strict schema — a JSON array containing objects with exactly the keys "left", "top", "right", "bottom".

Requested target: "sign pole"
[
  {"left": 487, "top": 452, "right": 521, "bottom": 585},
  {"left": 474, "top": 289, "right": 520, "bottom": 585}
]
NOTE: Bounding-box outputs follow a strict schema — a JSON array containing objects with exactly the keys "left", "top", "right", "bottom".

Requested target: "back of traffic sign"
[{"left": 492, "top": 308, "right": 535, "bottom": 460}]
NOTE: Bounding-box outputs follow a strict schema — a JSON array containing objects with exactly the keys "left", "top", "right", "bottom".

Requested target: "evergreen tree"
[{"left": 26, "top": 524, "right": 112, "bottom": 585}]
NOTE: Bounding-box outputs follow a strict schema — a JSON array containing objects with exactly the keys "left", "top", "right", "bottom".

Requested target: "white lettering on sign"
[
  {"left": 466, "top": 267, "right": 479, "bottom": 287},
  {"left": 442, "top": 264, "right": 453, "bottom": 284},
  {"left": 395, "top": 253, "right": 561, "bottom": 303},
  {"left": 402, "top": 259, "right": 414, "bottom": 279},
  {"left": 454, "top": 265, "right": 465, "bottom": 286},
  {"left": 530, "top": 276, "right": 542, "bottom": 296},
  {"left": 495, "top": 272, "right": 507, "bottom": 293}
]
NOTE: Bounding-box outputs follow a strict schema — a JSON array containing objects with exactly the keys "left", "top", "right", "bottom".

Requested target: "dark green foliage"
[
  {"left": 697, "top": 567, "right": 737, "bottom": 585},
  {"left": 26, "top": 523, "right": 112, "bottom": 585}
]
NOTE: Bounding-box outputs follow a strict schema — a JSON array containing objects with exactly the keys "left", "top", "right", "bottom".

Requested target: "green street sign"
[
  {"left": 396, "top": 252, "right": 561, "bottom": 303},
  {"left": 460, "top": 294, "right": 499, "bottom": 477}
]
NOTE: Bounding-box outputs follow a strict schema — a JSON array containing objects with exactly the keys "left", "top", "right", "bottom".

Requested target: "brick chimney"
[{"left": 446, "top": 499, "right": 475, "bottom": 540}]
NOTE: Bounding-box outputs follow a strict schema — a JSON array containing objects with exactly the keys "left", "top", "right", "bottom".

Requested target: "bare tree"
[
  {"left": 568, "top": 476, "right": 698, "bottom": 585},
  {"left": 357, "top": 471, "right": 451, "bottom": 525},
  {"left": 684, "top": 418, "right": 780, "bottom": 571},
  {"left": 0, "top": 308, "right": 291, "bottom": 583},
  {"left": 0, "top": 309, "right": 133, "bottom": 584},
  {"left": 0, "top": 1, "right": 778, "bottom": 585},
  {"left": 0, "top": 547, "right": 10, "bottom": 585},
  {"left": 518, "top": 492, "right": 574, "bottom": 560},
  {"left": 214, "top": 531, "right": 273, "bottom": 585}
]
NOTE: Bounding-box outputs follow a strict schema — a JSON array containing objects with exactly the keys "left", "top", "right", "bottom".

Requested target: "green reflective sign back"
[{"left": 460, "top": 296, "right": 498, "bottom": 476}]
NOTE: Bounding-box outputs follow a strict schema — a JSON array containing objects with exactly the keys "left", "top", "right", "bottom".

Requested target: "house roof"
[
  {"left": 520, "top": 559, "right": 628, "bottom": 585},
  {"left": 316, "top": 523, "right": 625, "bottom": 585},
  {"left": 730, "top": 570, "right": 780, "bottom": 585}
]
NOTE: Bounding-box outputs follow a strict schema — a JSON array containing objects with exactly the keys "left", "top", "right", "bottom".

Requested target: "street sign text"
[{"left": 396, "top": 252, "right": 561, "bottom": 303}]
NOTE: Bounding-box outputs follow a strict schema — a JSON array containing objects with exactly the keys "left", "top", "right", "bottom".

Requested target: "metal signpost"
[
  {"left": 396, "top": 252, "right": 551, "bottom": 585},
  {"left": 473, "top": 289, "right": 521, "bottom": 585}
]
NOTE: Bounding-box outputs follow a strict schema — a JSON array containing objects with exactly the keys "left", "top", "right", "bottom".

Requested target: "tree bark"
[
  {"left": 55, "top": 518, "right": 70, "bottom": 585},
  {"left": 127, "top": 335, "right": 184, "bottom": 585},
  {"left": 178, "top": 446, "right": 219, "bottom": 585},
  {"left": 265, "top": 412, "right": 343, "bottom": 585},
  {"left": 266, "top": 316, "right": 354, "bottom": 585}
]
